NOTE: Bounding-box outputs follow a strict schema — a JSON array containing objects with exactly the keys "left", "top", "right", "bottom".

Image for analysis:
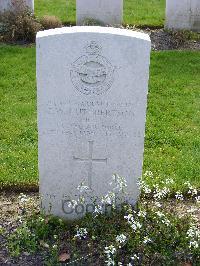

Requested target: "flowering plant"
[{"left": 7, "top": 172, "right": 199, "bottom": 265}]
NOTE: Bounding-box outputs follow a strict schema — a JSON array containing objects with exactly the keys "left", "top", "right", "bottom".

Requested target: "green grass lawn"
[
  {"left": 34, "top": 0, "right": 165, "bottom": 27},
  {"left": 0, "top": 45, "right": 38, "bottom": 190},
  {"left": 0, "top": 45, "right": 200, "bottom": 191}
]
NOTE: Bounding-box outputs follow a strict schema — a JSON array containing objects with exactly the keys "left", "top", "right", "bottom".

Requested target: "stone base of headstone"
[{"left": 165, "top": 0, "right": 200, "bottom": 31}]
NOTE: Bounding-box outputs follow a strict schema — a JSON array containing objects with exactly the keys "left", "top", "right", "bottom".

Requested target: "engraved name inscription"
[
  {"left": 40, "top": 99, "right": 139, "bottom": 139},
  {"left": 39, "top": 99, "right": 140, "bottom": 138}
]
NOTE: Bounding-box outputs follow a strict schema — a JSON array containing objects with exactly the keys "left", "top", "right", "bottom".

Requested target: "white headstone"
[
  {"left": 165, "top": 0, "right": 200, "bottom": 31},
  {"left": 0, "top": 0, "right": 34, "bottom": 13},
  {"left": 76, "top": 0, "right": 123, "bottom": 25},
  {"left": 37, "top": 26, "right": 151, "bottom": 219}
]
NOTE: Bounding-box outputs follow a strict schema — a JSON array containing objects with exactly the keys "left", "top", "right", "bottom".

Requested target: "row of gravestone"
[{"left": 0, "top": 0, "right": 200, "bottom": 31}]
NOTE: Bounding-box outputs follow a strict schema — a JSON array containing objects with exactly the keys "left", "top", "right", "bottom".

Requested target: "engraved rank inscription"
[{"left": 70, "top": 41, "right": 115, "bottom": 95}]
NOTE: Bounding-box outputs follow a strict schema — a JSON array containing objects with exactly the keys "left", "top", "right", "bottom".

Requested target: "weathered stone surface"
[
  {"left": 76, "top": 0, "right": 123, "bottom": 25},
  {"left": 0, "top": 0, "right": 34, "bottom": 12},
  {"left": 37, "top": 26, "right": 151, "bottom": 219},
  {"left": 165, "top": 0, "right": 200, "bottom": 31}
]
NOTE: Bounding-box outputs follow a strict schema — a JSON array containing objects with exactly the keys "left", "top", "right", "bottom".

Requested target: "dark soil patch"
[{"left": 149, "top": 29, "right": 200, "bottom": 51}]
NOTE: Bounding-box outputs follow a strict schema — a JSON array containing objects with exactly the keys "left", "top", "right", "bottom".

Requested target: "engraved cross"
[{"left": 73, "top": 141, "right": 107, "bottom": 188}]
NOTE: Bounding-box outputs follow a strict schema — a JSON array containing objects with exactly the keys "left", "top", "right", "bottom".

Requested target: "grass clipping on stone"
[{"left": 6, "top": 173, "right": 200, "bottom": 265}]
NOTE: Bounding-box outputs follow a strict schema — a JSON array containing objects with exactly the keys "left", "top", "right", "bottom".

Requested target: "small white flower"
[
  {"left": 154, "top": 201, "right": 162, "bottom": 208},
  {"left": 187, "top": 226, "right": 200, "bottom": 238},
  {"left": 116, "top": 234, "right": 127, "bottom": 244},
  {"left": 165, "top": 178, "right": 174, "bottom": 184},
  {"left": 104, "top": 245, "right": 116, "bottom": 265},
  {"left": 124, "top": 214, "right": 134, "bottom": 222},
  {"left": 175, "top": 191, "right": 184, "bottom": 201},
  {"left": 124, "top": 214, "right": 142, "bottom": 231},
  {"left": 163, "top": 218, "right": 171, "bottom": 226},
  {"left": 187, "top": 225, "right": 200, "bottom": 250},
  {"left": 155, "top": 211, "right": 165, "bottom": 218},
  {"left": 75, "top": 228, "right": 88, "bottom": 239},
  {"left": 79, "top": 195, "right": 85, "bottom": 204},
  {"left": 195, "top": 196, "right": 200, "bottom": 203},
  {"left": 105, "top": 245, "right": 116, "bottom": 255},
  {"left": 105, "top": 259, "right": 115, "bottom": 266},
  {"left": 18, "top": 193, "right": 29, "bottom": 203},
  {"left": 68, "top": 200, "right": 78, "bottom": 209},
  {"left": 39, "top": 217, "right": 45, "bottom": 222},
  {"left": 101, "top": 192, "right": 115, "bottom": 205},
  {"left": 187, "top": 207, "right": 198, "bottom": 213},
  {"left": 77, "top": 182, "right": 89, "bottom": 193},
  {"left": 131, "top": 221, "right": 142, "bottom": 231},
  {"left": 144, "top": 171, "right": 153, "bottom": 178},
  {"left": 137, "top": 210, "right": 146, "bottom": 218},
  {"left": 155, "top": 211, "right": 171, "bottom": 226},
  {"left": 140, "top": 180, "right": 151, "bottom": 194},
  {"left": 192, "top": 188, "right": 198, "bottom": 196},
  {"left": 189, "top": 240, "right": 199, "bottom": 249},
  {"left": 184, "top": 181, "right": 191, "bottom": 187},
  {"left": 111, "top": 174, "right": 127, "bottom": 192},
  {"left": 185, "top": 182, "right": 198, "bottom": 196},
  {"left": 154, "top": 187, "right": 170, "bottom": 200},
  {"left": 131, "top": 254, "right": 139, "bottom": 261},
  {"left": 143, "top": 236, "right": 152, "bottom": 244},
  {"left": 94, "top": 205, "right": 103, "bottom": 214},
  {"left": 144, "top": 186, "right": 151, "bottom": 194}
]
